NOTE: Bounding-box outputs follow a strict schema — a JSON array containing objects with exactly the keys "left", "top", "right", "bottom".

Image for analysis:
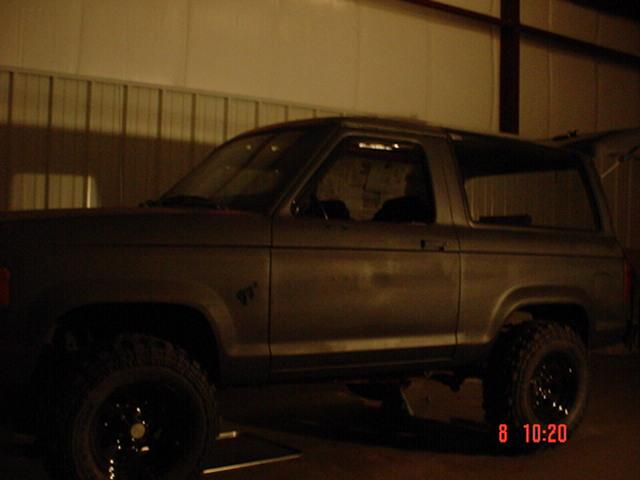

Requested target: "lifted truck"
[{"left": 0, "top": 117, "right": 633, "bottom": 479}]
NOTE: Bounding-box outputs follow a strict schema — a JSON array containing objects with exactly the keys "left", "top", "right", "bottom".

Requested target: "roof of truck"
[{"left": 244, "top": 115, "right": 539, "bottom": 143}]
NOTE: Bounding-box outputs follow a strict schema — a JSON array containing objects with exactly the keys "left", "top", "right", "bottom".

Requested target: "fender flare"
[
  {"left": 488, "top": 285, "right": 595, "bottom": 343},
  {"left": 35, "top": 278, "right": 235, "bottom": 359}
]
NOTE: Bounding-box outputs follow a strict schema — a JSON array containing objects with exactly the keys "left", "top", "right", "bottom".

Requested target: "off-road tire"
[
  {"left": 483, "top": 322, "right": 588, "bottom": 451},
  {"left": 44, "top": 334, "right": 218, "bottom": 479}
]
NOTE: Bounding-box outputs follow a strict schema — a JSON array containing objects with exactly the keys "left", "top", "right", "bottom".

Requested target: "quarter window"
[{"left": 453, "top": 134, "right": 599, "bottom": 231}]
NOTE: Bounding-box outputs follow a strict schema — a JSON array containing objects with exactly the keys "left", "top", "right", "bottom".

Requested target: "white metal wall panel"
[
  {"left": 548, "top": 0, "right": 598, "bottom": 43},
  {"left": 0, "top": 0, "right": 21, "bottom": 68},
  {"left": 597, "top": 64, "right": 640, "bottom": 131},
  {"left": 9, "top": 73, "right": 50, "bottom": 210},
  {"left": 49, "top": 77, "right": 87, "bottom": 209},
  {"left": 122, "top": 86, "right": 160, "bottom": 206},
  {"left": 158, "top": 91, "right": 195, "bottom": 195},
  {"left": 227, "top": 99, "right": 258, "bottom": 140},
  {"left": 287, "top": 106, "right": 315, "bottom": 121},
  {"left": 87, "top": 82, "right": 124, "bottom": 208},
  {"left": 316, "top": 109, "right": 343, "bottom": 118},
  {"left": 77, "top": 0, "right": 189, "bottom": 85},
  {"left": 193, "top": 95, "right": 226, "bottom": 164},
  {"left": 77, "top": 0, "right": 130, "bottom": 81},
  {"left": 425, "top": 12, "right": 500, "bottom": 131},
  {"left": 520, "top": 40, "right": 551, "bottom": 138},
  {"left": 0, "top": 72, "right": 10, "bottom": 211},
  {"left": 597, "top": 14, "right": 640, "bottom": 56},
  {"left": 186, "top": 0, "right": 279, "bottom": 100},
  {"left": 521, "top": 0, "right": 549, "bottom": 30},
  {"left": 438, "top": 0, "right": 499, "bottom": 16},
  {"left": 356, "top": 1, "right": 429, "bottom": 119},
  {"left": 269, "top": 0, "right": 359, "bottom": 109},
  {"left": 520, "top": 44, "right": 640, "bottom": 138},
  {"left": 521, "top": 0, "right": 640, "bottom": 56},
  {"left": 1, "top": 0, "right": 83, "bottom": 74},
  {"left": 115, "top": 0, "right": 189, "bottom": 85},
  {"left": 549, "top": 50, "right": 598, "bottom": 136},
  {"left": 258, "top": 103, "right": 287, "bottom": 127}
]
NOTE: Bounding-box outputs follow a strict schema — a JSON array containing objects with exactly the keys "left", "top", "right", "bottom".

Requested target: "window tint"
[
  {"left": 453, "top": 134, "right": 598, "bottom": 231},
  {"left": 298, "top": 137, "right": 435, "bottom": 224}
]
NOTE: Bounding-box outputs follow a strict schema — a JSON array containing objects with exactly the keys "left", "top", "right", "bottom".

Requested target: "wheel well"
[
  {"left": 52, "top": 303, "right": 221, "bottom": 383},
  {"left": 505, "top": 303, "right": 590, "bottom": 347}
]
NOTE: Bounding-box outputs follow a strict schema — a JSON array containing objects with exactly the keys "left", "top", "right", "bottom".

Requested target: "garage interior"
[{"left": 1, "top": 0, "right": 639, "bottom": 479}]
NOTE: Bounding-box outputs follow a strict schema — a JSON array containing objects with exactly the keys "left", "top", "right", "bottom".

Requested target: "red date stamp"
[{"left": 498, "top": 424, "right": 568, "bottom": 444}]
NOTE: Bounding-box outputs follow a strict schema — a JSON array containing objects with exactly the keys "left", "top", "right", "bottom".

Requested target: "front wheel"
[
  {"left": 46, "top": 334, "right": 218, "bottom": 479},
  {"left": 483, "top": 322, "right": 588, "bottom": 450}
]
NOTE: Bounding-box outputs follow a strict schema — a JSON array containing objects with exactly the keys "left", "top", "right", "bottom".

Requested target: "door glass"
[{"left": 297, "top": 138, "right": 436, "bottom": 224}]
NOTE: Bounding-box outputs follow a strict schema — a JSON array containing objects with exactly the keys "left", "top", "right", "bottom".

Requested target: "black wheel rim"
[
  {"left": 92, "top": 381, "right": 199, "bottom": 479},
  {"left": 529, "top": 352, "right": 579, "bottom": 423}
]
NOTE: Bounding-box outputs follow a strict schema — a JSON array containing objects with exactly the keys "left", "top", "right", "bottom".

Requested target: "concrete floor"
[{"left": 1, "top": 351, "right": 638, "bottom": 480}]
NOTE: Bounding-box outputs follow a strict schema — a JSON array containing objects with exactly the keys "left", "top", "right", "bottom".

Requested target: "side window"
[
  {"left": 297, "top": 137, "right": 435, "bottom": 224},
  {"left": 453, "top": 135, "right": 599, "bottom": 231}
]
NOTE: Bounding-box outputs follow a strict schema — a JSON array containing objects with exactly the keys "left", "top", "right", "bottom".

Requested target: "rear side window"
[{"left": 452, "top": 134, "right": 599, "bottom": 231}]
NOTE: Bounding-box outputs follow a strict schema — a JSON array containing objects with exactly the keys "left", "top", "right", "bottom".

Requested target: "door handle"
[{"left": 420, "top": 239, "right": 446, "bottom": 251}]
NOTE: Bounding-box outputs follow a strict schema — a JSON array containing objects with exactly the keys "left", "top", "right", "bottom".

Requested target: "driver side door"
[{"left": 269, "top": 131, "right": 460, "bottom": 379}]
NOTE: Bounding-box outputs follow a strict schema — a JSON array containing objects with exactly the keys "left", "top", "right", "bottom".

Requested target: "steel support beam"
[{"left": 500, "top": 0, "right": 520, "bottom": 133}]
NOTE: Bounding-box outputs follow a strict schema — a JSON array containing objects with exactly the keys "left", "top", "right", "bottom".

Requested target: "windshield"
[{"left": 158, "top": 126, "right": 329, "bottom": 212}]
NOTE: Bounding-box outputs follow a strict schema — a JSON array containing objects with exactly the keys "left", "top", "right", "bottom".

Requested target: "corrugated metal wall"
[{"left": 0, "top": 67, "right": 347, "bottom": 211}]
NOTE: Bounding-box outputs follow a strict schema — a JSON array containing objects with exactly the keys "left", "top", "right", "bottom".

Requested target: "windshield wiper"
[{"left": 153, "top": 195, "right": 224, "bottom": 208}]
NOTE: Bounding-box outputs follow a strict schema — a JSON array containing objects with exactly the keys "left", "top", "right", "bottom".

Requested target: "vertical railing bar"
[
  {"left": 223, "top": 96, "right": 229, "bottom": 142},
  {"left": 4, "top": 71, "right": 15, "bottom": 211},
  {"left": 155, "top": 88, "right": 164, "bottom": 199},
  {"left": 84, "top": 80, "right": 92, "bottom": 208},
  {"left": 120, "top": 84, "right": 129, "bottom": 206},
  {"left": 44, "top": 75, "right": 54, "bottom": 210},
  {"left": 190, "top": 92, "right": 197, "bottom": 167}
]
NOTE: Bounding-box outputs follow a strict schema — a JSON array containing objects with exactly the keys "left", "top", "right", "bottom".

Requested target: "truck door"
[{"left": 269, "top": 132, "right": 460, "bottom": 378}]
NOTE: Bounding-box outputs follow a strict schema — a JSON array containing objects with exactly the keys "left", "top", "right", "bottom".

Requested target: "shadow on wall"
[{"left": 0, "top": 124, "right": 215, "bottom": 211}]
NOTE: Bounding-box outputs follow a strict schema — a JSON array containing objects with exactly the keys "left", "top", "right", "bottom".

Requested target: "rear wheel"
[
  {"left": 45, "top": 334, "right": 218, "bottom": 479},
  {"left": 483, "top": 322, "right": 588, "bottom": 450}
]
